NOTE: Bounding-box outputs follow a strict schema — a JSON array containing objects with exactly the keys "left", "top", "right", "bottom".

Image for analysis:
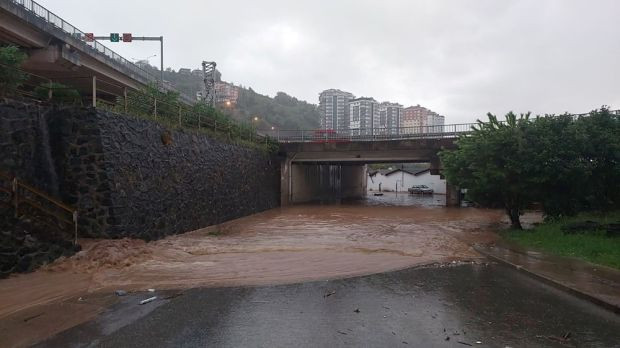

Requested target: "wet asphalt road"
[{"left": 39, "top": 263, "right": 620, "bottom": 348}]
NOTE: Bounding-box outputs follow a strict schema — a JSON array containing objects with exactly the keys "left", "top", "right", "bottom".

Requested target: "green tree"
[
  {"left": 440, "top": 112, "right": 537, "bottom": 229},
  {"left": 0, "top": 45, "right": 27, "bottom": 94},
  {"left": 573, "top": 108, "right": 620, "bottom": 211},
  {"left": 440, "top": 108, "right": 619, "bottom": 228},
  {"left": 525, "top": 114, "right": 586, "bottom": 216}
]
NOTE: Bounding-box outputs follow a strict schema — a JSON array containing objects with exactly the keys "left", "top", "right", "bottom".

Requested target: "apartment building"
[
  {"left": 318, "top": 89, "right": 355, "bottom": 131},
  {"left": 401, "top": 105, "right": 445, "bottom": 133},
  {"left": 377, "top": 102, "right": 403, "bottom": 135},
  {"left": 348, "top": 97, "right": 379, "bottom": 135}
]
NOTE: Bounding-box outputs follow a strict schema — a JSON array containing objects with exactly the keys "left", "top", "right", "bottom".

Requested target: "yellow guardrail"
[{"left": 0, "top": 171, "right": 78, "bottom": 245}]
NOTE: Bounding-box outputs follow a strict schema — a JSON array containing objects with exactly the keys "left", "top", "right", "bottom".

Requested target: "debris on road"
[
  {"left": 354, "top": 308, "right": 360, "bottom": 313},
  {"left": 163, "top": 292, "right": 184, "bottom": 300},
  {"left": 139, "top": 296, "right": 157, "bottom": 305},
  {"left": 457, "top": 342, "right": 473, "bottom": 346},
  {"left": 115, "top": 290, "right": 127, "bottom": 296},
  {"left": 323, "top": 290, "right": 336, "bottom": 298},
  {"left": 336, "top": 330, "right": 348, "bottom": 335},
  {"left": 147, "top": 288, "right": 155, "bottom": 292},
  {"left": 542, "top": 332, "right": 572, "bottom": 344},
  {"left": 23, "top": 313, "right": 44, "bottom": 322}
]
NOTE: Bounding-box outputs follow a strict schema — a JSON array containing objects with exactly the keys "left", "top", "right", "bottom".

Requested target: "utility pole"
[
  {"left": 202, "top": 61, "right": 217, "bottom": 107},
  {"left": 160, "top": 36, "right": 164, "bottom": 82}
]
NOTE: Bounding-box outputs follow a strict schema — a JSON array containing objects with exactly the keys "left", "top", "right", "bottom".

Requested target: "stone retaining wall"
[{"left": 1, "top": 100, "right": 281, "bottom": 240}]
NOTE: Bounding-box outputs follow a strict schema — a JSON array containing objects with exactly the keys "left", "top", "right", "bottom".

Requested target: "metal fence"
[
  {"left": 8, "top": 0, "right": 159, "bottom": 86},
  {"left": 265, "top": 123, "right": 477, "bottom": 142},
  {"left": 267, "top": 110, "right": 620, "bottom": 143},
  {"left": 0, "top": 62, "right": 271, "bottom": 145}
]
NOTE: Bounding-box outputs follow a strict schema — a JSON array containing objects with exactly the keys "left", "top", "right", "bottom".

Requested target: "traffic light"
[
  {"left": 110, "top": 33, "right": 120, "bottom": 42},
  {"left": 84, "top": 33, "right": 94, "bottom": 42},
  {"left": 122, "top": 33, "right": 132, "bottom": 42}
]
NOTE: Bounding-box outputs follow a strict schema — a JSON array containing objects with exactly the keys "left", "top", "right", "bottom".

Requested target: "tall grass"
[{"left": 503, "top": 211, "right": 620, "bottom": 269}]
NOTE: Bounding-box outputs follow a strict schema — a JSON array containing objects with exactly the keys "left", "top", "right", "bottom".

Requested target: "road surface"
[{"left": 38, "top": 263, "right": 620, "bottom": 348}]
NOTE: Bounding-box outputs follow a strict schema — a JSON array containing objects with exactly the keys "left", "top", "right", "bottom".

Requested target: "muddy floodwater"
[{"left": 0, "top": 193, "right": 520, "bottom": 346}]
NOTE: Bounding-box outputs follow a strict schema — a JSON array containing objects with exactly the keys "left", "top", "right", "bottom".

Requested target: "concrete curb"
[{"left": 474, "top": 245, "right": 620, "bottom": 315}]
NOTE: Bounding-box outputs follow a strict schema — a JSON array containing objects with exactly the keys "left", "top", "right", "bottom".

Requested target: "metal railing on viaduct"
[
  {"left": 265, "top": 124, "right": 475, "bottom": 143},
  {"left": 266, "top": 109, "right": 620, "bottom": 143}
]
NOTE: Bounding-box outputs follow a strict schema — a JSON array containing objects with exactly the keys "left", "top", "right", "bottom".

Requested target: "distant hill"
[
  {"left": 139, "top": 63, "right": 320, "bottom": 130},
  {"left": 231, "top": 89, "right": 320, "bottom": 129}
]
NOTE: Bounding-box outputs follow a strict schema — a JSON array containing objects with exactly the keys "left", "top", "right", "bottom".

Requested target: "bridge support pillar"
[
  {"left": 446, "top": 184, "right": 461, "bottom": 207},
  {"left": 341, "top": 164, "right": 367, "bottom": 200},
  {"left": 280, "top": 157, "right": 292, "bottom": 206},
  {"left": 92, "top": 75, "right": 97, "bottom": 107},
  {"left": 429, "top": 156, "right": 441, "bottom": 175}
]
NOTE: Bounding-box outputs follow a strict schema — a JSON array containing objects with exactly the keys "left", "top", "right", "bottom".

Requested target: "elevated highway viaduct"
[{"left": 0, "top": 0, "right": 167, "bottom": 102}]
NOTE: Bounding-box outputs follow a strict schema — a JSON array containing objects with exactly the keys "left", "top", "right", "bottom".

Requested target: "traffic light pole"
[{"left": 93, "top": 35, "right": 164, "bottom": 83}]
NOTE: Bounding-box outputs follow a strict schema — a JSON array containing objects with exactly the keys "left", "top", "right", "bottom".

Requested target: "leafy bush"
[
  {"left": 34, "top": 82, "right": 81, "bottom": 104},
  {"left": 440, "top": 108, "right": 620, "bottom": 228},
  {"left": 0, "top": 45, "right": 27, "bottom": 94}
]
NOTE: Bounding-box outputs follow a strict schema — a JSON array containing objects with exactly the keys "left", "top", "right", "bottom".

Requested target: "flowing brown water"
[{"left": 1, "top": 194, "right": 526, "bottom": 346}]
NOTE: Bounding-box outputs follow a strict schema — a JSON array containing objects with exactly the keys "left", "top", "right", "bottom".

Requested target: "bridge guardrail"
[
  {"left": 267, "top": 110, "right": 620, "bottom": 143},
  {"left": 266, "top": 123, "right": 477, "bottom": 143}
]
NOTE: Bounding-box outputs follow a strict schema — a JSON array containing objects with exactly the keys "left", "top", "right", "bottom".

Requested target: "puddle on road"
[{"left": 0, "top": 193, "right": 533, "bottom": 346}]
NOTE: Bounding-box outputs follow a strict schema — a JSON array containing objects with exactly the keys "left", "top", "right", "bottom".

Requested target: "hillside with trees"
[
  {"left": 140, "top": 63, "right": 320, "bottom": 129},
  {"left": 231, "top": 89, "right": 319, "bottom": 129}
]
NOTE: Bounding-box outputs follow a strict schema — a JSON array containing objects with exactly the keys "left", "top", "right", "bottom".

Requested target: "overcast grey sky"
[{"left": 41, "top": 0, "right": 619, "bottom": 123}]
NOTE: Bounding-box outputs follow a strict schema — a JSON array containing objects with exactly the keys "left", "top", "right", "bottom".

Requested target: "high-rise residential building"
[
  {"left": 401, "top": 104, "right": 445, "bottom": 133},
  {"left": 348, "top": 97, "right": 379, "bottom": 135},
  {"left": 319, "top": 89, "right": 355, "bottom": 131},
  {"left": 377, "top": 102, "right": 403, "bottom": 135}
]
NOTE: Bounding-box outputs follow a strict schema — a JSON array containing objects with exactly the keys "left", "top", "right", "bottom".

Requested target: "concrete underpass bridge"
[{"left": 276, "top": 124, "right": 474, "bottom": 207}]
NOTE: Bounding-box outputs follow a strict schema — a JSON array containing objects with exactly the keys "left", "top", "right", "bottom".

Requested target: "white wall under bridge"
[{"left": 367, "top": 169, "right": 446, "bottom": 194}]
